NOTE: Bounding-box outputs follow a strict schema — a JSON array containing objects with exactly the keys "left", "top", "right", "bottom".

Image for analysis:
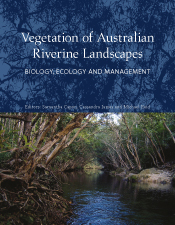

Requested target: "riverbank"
[
  {"left": 110, "top": 167, "right": 175, "bottom": 186},
  {"left": 0, "top": 165, "right": 72, "bottom": 224}
]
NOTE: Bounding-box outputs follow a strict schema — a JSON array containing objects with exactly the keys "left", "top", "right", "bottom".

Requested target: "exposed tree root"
[{"left": 0, "top": 165, "right": 72, "bottom": 225}]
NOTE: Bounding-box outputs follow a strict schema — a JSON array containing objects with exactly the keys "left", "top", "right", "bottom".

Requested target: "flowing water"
[{"left": 61, "top": 170, "right": 175, "bottom": 225}]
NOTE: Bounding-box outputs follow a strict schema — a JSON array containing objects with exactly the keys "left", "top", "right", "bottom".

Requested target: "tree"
[
  {"left": 0, "top": 112, "right": 92, "bottom": 181},
  {"left": 101, "top": 113, "right": 175, "bottom": 170}
]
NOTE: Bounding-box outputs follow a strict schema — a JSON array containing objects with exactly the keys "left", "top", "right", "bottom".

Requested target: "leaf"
[
  {"left": 28, "top": 147, "right": 35, "bottom": 152},
  {"left": 23, "top": 135, "right": 28, "bottom": 146},
  {"left": 0, "top": 130, "right": 5, "bottom": 135}
]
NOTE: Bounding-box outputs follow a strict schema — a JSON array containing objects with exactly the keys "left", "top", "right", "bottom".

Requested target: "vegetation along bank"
[{"left": 0, "top": 112, "right": 175, "bottom": 224}]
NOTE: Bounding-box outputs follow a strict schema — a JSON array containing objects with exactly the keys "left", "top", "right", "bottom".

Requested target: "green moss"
[{"left": 129, "top": 175, "right": 139, "bottom": 183}]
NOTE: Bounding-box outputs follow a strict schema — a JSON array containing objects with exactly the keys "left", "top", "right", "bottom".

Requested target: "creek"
[{"left": 61, "top": 170, "right": 175, "bottom": 225}]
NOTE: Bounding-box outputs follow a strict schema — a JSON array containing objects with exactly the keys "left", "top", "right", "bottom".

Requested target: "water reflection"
[{"left": 60, "top": 170, "right": 175, "bottom": 225}]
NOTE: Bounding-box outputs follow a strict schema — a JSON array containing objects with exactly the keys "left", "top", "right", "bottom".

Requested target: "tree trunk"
[
  {"left": 17, "top": 113, "right": 91, "bottom": 181},
  {"left": 122, "top": 114, "right": 142, "bottom": 170}
]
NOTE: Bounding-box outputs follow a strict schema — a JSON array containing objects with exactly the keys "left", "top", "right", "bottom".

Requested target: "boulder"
[{"left": 129, "top": 168, "right": 172, "bottom": 184}]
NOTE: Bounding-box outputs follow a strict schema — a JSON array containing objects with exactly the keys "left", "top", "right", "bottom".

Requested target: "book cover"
[{"left": 1, "top": 1, "right": 175, "bottom": 224}]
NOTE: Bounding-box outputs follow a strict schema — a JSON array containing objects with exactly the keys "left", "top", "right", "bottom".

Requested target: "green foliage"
[
  {"left": 84, "top": 158, "right": 103, "bottom": 169},
  {"left": 1, "top": 112, "right": 175, "bottom": 172},
  {"left": 0, "top": 123, "right": 13, "bottom": 162},
  {"left": 23, "top": 135, "right": 36, "bottom": 152},
  {"left": 52, "top": 115, "right": 106, "bottom": 170},
  {"left": 56, "top": 113, "right": 73, "bottom": 132},
  {"left": 99, "top": 113, "right": 175, "bottom": 170},
  {"left": 0, "top": 126, "right": 5, "bottom": 149},
  {"left": 0, "top": 120, "right": 19, "bottom": 150},
  {"left": 0, "top": 151, "right": 11, "bottom": 162}
]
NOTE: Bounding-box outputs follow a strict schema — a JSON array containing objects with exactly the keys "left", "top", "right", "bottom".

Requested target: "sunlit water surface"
[{"left": 61, "top": 170, "right": 175, "bottom": 225}]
